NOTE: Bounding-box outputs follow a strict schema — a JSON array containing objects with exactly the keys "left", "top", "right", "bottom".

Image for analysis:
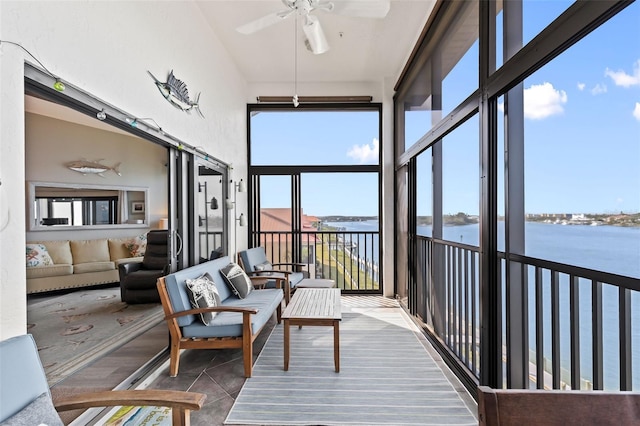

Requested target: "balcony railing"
[
  {"left": 198, "top": 231, "right": 223, "bottom": 260},
  {"left": 415, "top": 235, "right": 640, "bottom": 392},
  {"left": 256, "top": 230, "right": 380, "bottom": 293}
]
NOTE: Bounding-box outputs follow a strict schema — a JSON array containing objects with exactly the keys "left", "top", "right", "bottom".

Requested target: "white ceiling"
[{"left": 196, "top": 0, "right": 436, "bottom": 85}]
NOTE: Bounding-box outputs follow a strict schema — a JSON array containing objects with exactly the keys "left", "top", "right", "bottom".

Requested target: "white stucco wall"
[{"left": 0, "top": 1, "right": 249, "bottom": 339}]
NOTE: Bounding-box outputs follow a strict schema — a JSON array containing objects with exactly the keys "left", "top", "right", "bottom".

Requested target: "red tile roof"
[{"left": 259, "top": 208, "right": 318, "bottom": 243}]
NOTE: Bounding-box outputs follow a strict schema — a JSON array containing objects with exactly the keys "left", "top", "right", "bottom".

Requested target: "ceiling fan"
[{"left": 236, "top": 0, "right": 391, "bottom": 55}]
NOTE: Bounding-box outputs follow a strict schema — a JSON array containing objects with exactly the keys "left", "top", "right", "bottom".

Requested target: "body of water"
[
  {"left": 328, "top": 220, "right": 640, "bottom": 279},
  {"left": 326, "top": 219, "right": 640, "bottom": 389}
]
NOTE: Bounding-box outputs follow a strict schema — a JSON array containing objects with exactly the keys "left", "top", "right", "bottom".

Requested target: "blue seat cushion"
[{"left": 181, "top": 288, "right": 283, "bottom": 338}]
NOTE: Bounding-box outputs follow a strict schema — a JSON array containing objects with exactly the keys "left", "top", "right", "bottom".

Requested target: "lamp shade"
[{"left": 158, "top": 218, "right": 169, "bottom": 230}]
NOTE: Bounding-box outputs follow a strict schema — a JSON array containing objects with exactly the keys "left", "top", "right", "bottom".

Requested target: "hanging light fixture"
[{"left": 210, "top": 196, "right": 219, "bottom": 210}]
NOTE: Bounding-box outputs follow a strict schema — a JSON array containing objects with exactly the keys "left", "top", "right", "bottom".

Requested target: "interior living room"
[{"left": 2, "top": 1, "right": 639, "bottom": 425}]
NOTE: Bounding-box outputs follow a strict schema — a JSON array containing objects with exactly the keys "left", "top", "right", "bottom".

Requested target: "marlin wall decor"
[{"left": 147, "top": 70, "right": 204, "bottom": 117}]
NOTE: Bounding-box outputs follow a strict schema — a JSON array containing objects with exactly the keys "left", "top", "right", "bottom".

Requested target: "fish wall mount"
[
  {"left": 147, "top": 70, "right": 204, "bottom": 118},
  {"left": 67, "top": 159, "right": 121, "bottom": 177}
]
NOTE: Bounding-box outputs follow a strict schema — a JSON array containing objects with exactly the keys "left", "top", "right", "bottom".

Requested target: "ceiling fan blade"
[
  {"left": 329, "top": 0, "right": 391, "bottom": 18},
  {"left": 303, "top": 15, "right": 330, "bottom": 55},
  {"left": 236, "top": 8, "right": 294, "bottom": 35}
]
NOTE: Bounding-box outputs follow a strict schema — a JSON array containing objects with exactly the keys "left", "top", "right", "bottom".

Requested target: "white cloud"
[
  {"left": 605, "top": 59, "right": 640, "bottom": 88},
  {"left": 590, "top": 83, "right": 607, "bottom": 95},
  {"left": 347, "top": 138, "right": 379, "bottom": 164},
  {"left": 633, "top": 102, "right": 640, "bottom": 121},
  {"left": 523, "top": 82, "right": 567, "bottom": 120},
  {"left": 577, "top": 82, "right": 585, "bottom": 91}
]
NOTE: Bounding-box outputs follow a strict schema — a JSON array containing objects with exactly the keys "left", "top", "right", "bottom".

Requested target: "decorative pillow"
[
  {"left": 220, "top": 262, "right": 254, "bottom": 299},
  {"left": 254, "top": 261, "right": 274, "bottom": 276},
  {"left": 25, "top": 244, "right": 54, "bottom": 268},
  {"left": 185, "top": 273, "right": 221, "bottom": 325},
  {"left": 125, "top": 234, "right": 147, "bottom": 257},
  {"left": 0, "top": 392, "right": 63, "bottom": 426}
]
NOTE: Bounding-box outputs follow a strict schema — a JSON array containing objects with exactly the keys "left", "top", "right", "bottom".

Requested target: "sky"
[{"left": 251, "top": 1, "right": 640, "bottom": 217}]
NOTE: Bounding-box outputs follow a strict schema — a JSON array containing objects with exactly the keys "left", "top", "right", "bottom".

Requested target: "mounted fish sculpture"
[
  {"left": 147, "top": 70, "right": 204, "bottom": 118},
  {"left": 67, "top": 159, "right": 121, "bottom": 177}
]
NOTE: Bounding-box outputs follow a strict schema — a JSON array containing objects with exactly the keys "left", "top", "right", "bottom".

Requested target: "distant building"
[{"left": 257, "top": 208, "right": 319, "bottom": 273}]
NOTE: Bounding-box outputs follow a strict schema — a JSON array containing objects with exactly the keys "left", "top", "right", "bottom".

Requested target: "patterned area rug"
[
  {"left": 225, "top": 304, "right": 477, "bottom": 425},
  {"left": 27, "top": 287, "right": 164, "bottom": 385}
]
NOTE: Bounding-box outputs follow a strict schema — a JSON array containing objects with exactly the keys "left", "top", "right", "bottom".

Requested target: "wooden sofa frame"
[
  {"left": 157, "top": 275, "right": 284, "bottom": 378},
  {"left": 477, "top": 385, "right": 640, "bottom": 426}
]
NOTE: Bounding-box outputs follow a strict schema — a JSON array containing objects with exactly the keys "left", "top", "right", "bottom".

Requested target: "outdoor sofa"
[{"left": 157, "top": 255, "right": 284, "bottom": 378}]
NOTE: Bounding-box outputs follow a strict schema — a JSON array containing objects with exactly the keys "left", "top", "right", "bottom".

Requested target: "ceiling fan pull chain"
[{"left": 293, "top": 13, "right": 299, "bottom": 107}]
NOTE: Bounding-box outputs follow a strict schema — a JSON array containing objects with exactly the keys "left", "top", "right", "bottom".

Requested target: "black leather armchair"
[{"left": 119, "top": 230, "right": 169, "bottom": 304}]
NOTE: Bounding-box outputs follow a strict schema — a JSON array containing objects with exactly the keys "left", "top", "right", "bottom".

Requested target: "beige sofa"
[{"left": 26, "top": 237, "right": 143, "bottom": 294}]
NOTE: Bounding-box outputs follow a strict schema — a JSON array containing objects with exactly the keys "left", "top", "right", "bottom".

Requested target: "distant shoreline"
[{"left": 319, "top": 213, "right": 640, "bottom": 228}]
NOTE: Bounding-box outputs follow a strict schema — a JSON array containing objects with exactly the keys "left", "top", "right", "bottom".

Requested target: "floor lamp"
[{"left": 226, "top": 179, "right": 246, "bottom": 261}]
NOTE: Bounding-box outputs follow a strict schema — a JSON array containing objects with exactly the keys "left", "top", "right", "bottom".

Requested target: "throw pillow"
[
  {"left": 125, "top": 234, "right": 147, "bottom": 257},
  {"left": 254, "top": 261, "right": 274, "bottom": 276},
  {"left": 220, "top": 262, "right": 254, "bottom": 299},
  {"left": 0, "top": 392, "right": 63, "bottom": 426},
  {"left": 25, "top": 244, "right": 54, "bottom": 268},
  {"left": 185, "top": 273, "right": 221, "bottom": 325}
]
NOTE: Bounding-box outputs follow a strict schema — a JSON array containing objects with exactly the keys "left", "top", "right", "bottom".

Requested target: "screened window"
[
  {"left": 249, "top": 104, "right": 382, "bottom": 293},
  {"left": 518, "top": 1, "right": 640, "bottom": 278},
  {"left": 401, "top": 1, "right": 479, "bottom": 152},
  {"left": 250, "top": 109, "right": 380, "bottom": 166},
  {"left": 416, "top": 149, "right": 433, "bottom": 237}
]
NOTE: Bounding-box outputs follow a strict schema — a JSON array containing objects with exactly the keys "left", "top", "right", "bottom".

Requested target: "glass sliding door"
[
  {"left": 172, "top": 151, "right": 230, "bottom": 269},
  {"left": 196, "top": 162, "right": 227, "bottom": 263}
]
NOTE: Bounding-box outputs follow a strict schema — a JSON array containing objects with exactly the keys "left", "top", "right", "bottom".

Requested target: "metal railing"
[
  {"left": 415, "top": 237, "right": 481, "bottom": 379},
  {"left": 198, "top": 231, "right": 223, "bottom": 260},
  {"left": 415, "top": 235, "right": 640, "bottom": 391},
  {"left": 256, "top": 230, "right": 381, "bottom": 293}
]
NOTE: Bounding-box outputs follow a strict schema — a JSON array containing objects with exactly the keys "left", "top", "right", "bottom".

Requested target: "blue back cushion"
[
  {"left": 239, "top": 247, "right": 267, "bottom": 272},
  {"left": 164, "top": 256, "right": 234, "bottom": 327},
  {"left": 0, "top": 334, "right": 51, "bottom": 422}
]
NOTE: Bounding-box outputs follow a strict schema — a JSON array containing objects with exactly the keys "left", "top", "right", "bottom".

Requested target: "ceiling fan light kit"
[{"left": 302, "top": 15, "right": 329, "bottom": 54}]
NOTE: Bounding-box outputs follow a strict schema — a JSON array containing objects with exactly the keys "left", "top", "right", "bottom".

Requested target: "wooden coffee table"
[{"left": 282, "top": 288, "right": 342, "bottom": 372}]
